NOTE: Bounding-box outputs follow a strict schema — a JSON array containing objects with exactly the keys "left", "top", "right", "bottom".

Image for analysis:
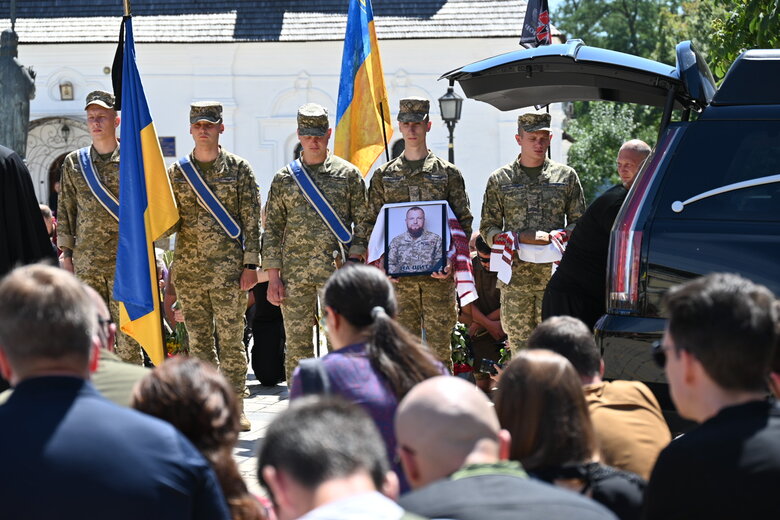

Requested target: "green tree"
[
  {"left": 565, "top": 102, "right": 650, "bottom": 202},
  {"left": 711, "top": 1, "right": 780, "bottom": 77},
  {"left": 551, "top": 1, "right": 728, "bottom": 196},
  {"left": 552, "top": 0, "right": 725, "bottom": 64}
]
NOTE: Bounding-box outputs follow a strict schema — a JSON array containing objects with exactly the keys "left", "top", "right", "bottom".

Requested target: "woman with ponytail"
[{"left": 290, "top": 264, "right": 447, "bottom": 493}]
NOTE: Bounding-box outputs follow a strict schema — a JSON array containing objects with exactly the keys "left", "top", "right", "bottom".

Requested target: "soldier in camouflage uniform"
[
  {"left": 58, "top": 90, "right": 143, "bottom": 364},
  {"left": 366, "top": 97, "right": 473, "bottom": 368},
  {"left": 387, "top": 206, "right": 443, "bottom": 274},
  {"left": 263, "top": 103, "right": 370, "bottom": 383},
  {"left": 167, "top": 101, "right": 262, "bottom": 431},
  {"left": 480, "top": 111, "right": 585, "bottom": 351}
]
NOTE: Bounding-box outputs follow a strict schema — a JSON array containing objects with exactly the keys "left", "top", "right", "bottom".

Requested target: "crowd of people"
[
  {"left": 1, "top": 262, "right": 777, "bottom": 519},
  {"left": 1, "top": 87, "right": 779, "bottom": 519}
]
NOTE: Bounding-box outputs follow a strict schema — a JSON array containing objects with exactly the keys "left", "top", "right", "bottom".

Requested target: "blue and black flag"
[{"left": 520, "top": 0, "right": 552, "bottom": 47}]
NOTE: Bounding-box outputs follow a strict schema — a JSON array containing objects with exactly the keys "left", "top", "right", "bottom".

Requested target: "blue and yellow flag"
[
  {"left": 113, "top": 16, "right": 179, "bottom": 366},
  {"left": 335, "top": 0, "right": 393, "bottom": 176}
]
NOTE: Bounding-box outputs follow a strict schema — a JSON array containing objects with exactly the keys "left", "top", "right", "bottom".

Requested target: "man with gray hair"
[
  {"left": 0, "top": 264, "right": 230, "bottom": 519},
  {"left": 396, "top": 376, "right": 615, "bottom": 520},
  {"left": 542, "top": 139, "right": 651, "bottom": 329}
]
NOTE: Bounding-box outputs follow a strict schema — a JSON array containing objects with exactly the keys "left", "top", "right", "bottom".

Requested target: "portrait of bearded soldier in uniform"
[{"left": 386, "top": 205, "right": 444, "bottom": 276}]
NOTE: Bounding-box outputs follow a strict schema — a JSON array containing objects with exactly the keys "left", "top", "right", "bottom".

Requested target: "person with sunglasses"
[
  {"left": 644, "top": 273, "right": 780, "bottom": 520},
  {"left": 459, "top": 233, "right": 505, "bottom": 389}
]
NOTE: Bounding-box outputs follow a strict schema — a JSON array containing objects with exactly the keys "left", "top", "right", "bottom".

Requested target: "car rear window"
[{"left": 654, "top": 120, "right": 780, "bottom": 221}]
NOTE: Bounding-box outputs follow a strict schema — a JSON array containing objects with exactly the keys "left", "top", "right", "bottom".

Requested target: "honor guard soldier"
[
  {"left": 168, "top": 101, "right": 262, "bottom": 430},
  {"left": 480, "top": 111, "right": 585, "bottom": 350},
  {"left": 58, "top": 90, "right": 143, "bottom": 364},
  {"left": 366, "top": 97, "right": 473, "bottom": 369},
  {"left": 263, "top": 103, "right": 370, "bottom": 383}
]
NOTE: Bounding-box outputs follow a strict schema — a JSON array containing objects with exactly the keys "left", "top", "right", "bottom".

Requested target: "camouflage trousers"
[
  {"left": 279, "top": 279, "right": 328, "bottom": 385},
  {"left": 394, "top": 276, "right": 457, "bottom": 372},
  {"left": 77, "top": 270, "right": 143, "bottom": 365},
  {"left": 500, "top": 286, "right": 545, "bottom": 352},
  {"left": 176, "top": 281, "right": 248, "bottom": 394},
  {"left": 498, "top": 260, "right": 551, "bottom": 352}
]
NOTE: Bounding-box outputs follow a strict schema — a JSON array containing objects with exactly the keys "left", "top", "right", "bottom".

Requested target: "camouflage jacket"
[
  {"left": 387, "top": 230, "right": 444, "bottom": 275},
  {"left": 480, "top": 156, "right": 585, "bottom": 246},
  {"left": 168, "top": 149, "right": 262, "bottom": 287},
  {"left": 57, "top": 145, "right": 120, "bottom": 275},
  {"left": 366, "top": 152, "right": 473, "bottom": 237},
  {"left": 262, "top": 153, "right": 369, "bottom": 284}
]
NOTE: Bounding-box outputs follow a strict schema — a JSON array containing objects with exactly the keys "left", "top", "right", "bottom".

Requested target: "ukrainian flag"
[
  {"left": 113, "top": 17, "right": 179, "bottom": 366},
  {"left": 335, "top": 0, "right": 393, "bottom": 176}
]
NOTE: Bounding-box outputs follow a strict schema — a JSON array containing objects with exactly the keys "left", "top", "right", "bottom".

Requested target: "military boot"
[{"left": 238, "top": 397, "right": 251, "bottom": 432}]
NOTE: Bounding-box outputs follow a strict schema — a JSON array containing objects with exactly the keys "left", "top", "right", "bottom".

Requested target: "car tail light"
[{"left": 608, "top": 126, "right": 681, "bottom": 313}]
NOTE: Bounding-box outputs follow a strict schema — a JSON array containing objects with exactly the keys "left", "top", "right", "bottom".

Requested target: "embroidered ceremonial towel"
[
  {"left": 368, "top": 201, "right": 477, "bottom": 306},
  {"left": 490, "top": 229, "right": 568, "bottom": 284}
]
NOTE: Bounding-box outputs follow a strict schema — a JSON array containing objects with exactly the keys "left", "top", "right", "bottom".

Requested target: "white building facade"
[{"left": 7, "top": 1, "right": 566, "bottom": 227}]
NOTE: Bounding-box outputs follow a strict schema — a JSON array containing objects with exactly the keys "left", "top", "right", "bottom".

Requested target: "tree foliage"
[
  {"left": 551, "top": 1, "right": 732, "bottom": 197},
  {"left": 711, "top": 1, "right": 780, "bottom": 77}
]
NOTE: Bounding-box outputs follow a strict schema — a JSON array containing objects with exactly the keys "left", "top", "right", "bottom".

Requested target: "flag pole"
[
  {"left": 379, "top": 101, "right": 390, "bottom": 162},
  {"left": 123, "top": 0, "right": 131, "bottom": 16}
]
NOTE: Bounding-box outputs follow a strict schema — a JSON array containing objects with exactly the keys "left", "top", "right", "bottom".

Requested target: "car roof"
[{"left": 441, "top": 40, "right": 715, "bottom": 112}]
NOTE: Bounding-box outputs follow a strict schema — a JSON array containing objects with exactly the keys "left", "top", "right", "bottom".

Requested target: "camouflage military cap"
[
  {"left": 518, "top": 111, "right": 552, "bottom": 133},
  {"left": 85, "top": 90, "right": 115, "bottom": 110},
  {"left": 190, "top": 101, "right": 223, "bottom": 124},
  {"left": 398, "top": 97, "right": 430, "bottom": 123},
  {"left": 297, "top": 103, "right": 329, "bottom": 136}
]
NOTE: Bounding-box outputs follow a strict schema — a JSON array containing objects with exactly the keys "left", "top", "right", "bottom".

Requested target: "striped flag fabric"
[
  {"left": 335, "top": 0, "right": 393, "bottom": 176},
  {"left": 113, "top": 16, "right": 179, "bottom": 366}
]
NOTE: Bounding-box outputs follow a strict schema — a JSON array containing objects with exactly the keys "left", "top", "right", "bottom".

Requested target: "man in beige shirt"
[{"left": 528, "top": 316, "right": 671, "bottom": 479}]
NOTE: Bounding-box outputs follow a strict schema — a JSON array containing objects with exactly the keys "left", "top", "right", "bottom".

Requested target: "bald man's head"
[
  {"left": 395, "top": 376, "right": 505, "bottom": 488},
  {"left": 617, "top": 139, "right": 651, "bottom": 188}
]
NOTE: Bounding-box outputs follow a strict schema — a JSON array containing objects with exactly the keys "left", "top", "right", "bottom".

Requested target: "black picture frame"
[{"left": 383, "top": 202, "right": 447, "bottom": 277}]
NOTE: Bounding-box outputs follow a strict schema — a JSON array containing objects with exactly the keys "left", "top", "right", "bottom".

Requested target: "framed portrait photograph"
[{"left": 384, "top": 201, "right": 447, "bottom": 277}]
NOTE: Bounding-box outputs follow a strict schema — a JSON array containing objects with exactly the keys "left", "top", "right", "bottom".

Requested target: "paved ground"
[{"left": 234, "top": 370, "right": 289, "bottom": 496}]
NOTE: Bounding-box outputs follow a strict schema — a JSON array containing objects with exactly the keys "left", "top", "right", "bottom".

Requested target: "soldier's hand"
[
  {"left": 267, "top": 276, "right": 286, "bottom": 306},
  {"left": 485, "top": 320, "right": 505, "bottom": 341},
  {"left": 519, "top": 230, "right": 551, "bottom": 245},
  {"left": 468, "top": 321, "right": 484, "bottom": 338},
  {"left": 240, "top": 268, "right": 259, "bottom": 291},
  {"left": 61, "top": 256, "right": 74, "bottom": 273},
  {"left": 430, "top": 261, "right": 452, "bottom": 280}
]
